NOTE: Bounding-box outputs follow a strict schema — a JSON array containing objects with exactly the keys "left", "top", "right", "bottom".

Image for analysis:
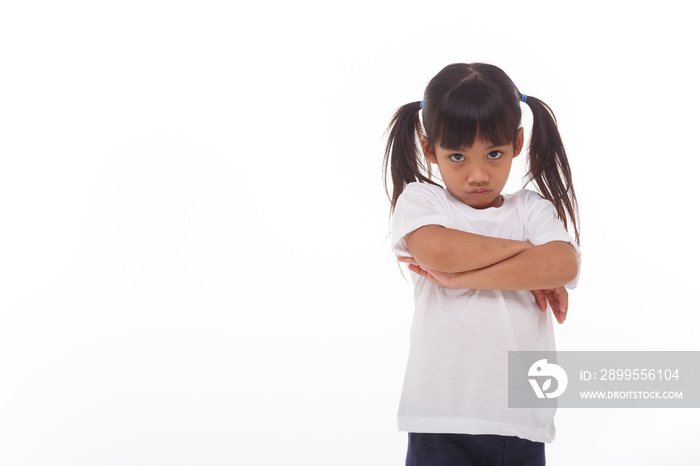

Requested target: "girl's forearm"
[
  {"left": 405, "top": 225, "right": 532, "bottom": 273},
  {"left": 453, "top": 241, "right": 579, "bottom": 290}
]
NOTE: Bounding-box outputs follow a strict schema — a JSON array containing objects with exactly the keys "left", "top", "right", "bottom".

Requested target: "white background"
[{"left": 1, "top": 1, "right": 698, "bottom": 464}]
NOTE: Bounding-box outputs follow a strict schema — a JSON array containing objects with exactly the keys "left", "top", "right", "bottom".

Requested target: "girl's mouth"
[{"left": 469, "top": 190, "right": 491, "bottom": 197}]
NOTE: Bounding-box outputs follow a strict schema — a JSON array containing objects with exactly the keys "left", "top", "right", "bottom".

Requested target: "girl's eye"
[
  {"left": 487, "top": 151, "right": 503, "bottom": 160},
  {"left": 449, "top": 154, "right": 465, "bottom": 162}
]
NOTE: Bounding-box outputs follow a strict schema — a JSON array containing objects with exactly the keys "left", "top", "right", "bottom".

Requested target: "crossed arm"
[{"left": 400, "top": 225, "right": 579, "bottom": 323}]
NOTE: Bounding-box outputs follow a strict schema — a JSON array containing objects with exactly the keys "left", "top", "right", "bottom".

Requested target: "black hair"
[{"left": 383, "top": 63, "right": 580, "bottom": 244}]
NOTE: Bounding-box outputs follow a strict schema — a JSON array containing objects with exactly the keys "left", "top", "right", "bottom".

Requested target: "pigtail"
[
  {"left": 383, "top": 101, "right": 439, "bottom": 212},
  {"left": 523, "top": 96, "right": 580, "bottom": 244},
  {"left": 524, "top": 96, "right": 579, "bottom": 244}
]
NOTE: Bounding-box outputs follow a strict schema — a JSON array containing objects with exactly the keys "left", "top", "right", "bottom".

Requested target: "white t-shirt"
[{"left": 391, "top": 182, "right": 581, "bottom": 443}]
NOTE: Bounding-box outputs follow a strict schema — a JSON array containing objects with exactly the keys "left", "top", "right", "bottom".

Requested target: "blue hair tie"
[
  {"left": 420, "top": 100, "right": 423, "bottom": 109},
  {"left": 521, "top": 94, "right": 528, "bottom": 103}
]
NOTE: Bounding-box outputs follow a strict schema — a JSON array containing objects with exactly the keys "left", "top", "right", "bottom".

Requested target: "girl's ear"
[
  {"left": 513, "top": 127, "right": 525, "bottom": 158},
  {"left": 420, "top": 136, "right": 437, "bottom": 164}
]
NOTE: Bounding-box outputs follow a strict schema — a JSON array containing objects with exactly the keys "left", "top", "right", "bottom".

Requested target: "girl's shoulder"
[
  {"left": 403, "top": 181, "right": 445, "bottom": 195},
  {"left": 399, "top": 181, "right": 449, "bottom": 203},
  {"left": 394, "top": 182, "right": 453, "bottom": 220},
  {"left": 509, "top": 188, "right": 551, "bottom": 207},
  {"left": 508, "top": 189, "right": 560, "bottom": 220}
]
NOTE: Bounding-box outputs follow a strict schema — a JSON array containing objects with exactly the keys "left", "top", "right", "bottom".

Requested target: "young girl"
[{"left": 383, "top": 63, "right": 581, "bottom": 466}]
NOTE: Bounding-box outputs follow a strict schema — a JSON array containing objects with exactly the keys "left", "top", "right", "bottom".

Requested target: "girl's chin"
[{"left": 464, "top": 195, "right": 502, "bottom": 209}]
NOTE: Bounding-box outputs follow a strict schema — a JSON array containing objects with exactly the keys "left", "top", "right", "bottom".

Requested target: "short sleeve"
[
  {"left": 522, "top": 190, "right": 582, "bottom": 289},
  {"left": 390, "top": 183, "right": 454, "bottom": 257}
]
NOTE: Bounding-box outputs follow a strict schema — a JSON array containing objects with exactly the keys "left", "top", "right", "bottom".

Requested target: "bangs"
[{"left": 430, "top": 77, "right": 519, "bottom": 149}]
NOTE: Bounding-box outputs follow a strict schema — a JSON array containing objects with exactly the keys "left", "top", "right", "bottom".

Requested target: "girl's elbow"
[
  {"left": 558, "top": 249, "right": 579, "bottom": 285},
  {"left": 545, "top": 242, "right": 578, "bottom": 286},
  {"left": 561, "top": 261, "right": 579, "bottom": 285},
  {"left": 412, "top": 247, "right": 460, "bottom": 273}
]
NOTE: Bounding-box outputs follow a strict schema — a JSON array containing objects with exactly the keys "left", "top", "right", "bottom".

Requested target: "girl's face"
[{"left": 421, "top": 128, "right": 524, "bottom": 209}]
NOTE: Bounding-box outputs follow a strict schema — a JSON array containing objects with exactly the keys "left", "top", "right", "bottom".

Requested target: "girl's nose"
[{"left": 467, "top": 164, "right": 489, "bottom": 184}]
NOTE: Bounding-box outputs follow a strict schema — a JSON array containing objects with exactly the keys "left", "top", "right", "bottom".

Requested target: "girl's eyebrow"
[{"left": 444, "top": 143, "right": 508, "bottom": 151}]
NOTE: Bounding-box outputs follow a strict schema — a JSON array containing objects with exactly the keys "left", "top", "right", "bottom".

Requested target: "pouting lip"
[{"left": 468, "top": 189, "right": 491, "bottom": 196}]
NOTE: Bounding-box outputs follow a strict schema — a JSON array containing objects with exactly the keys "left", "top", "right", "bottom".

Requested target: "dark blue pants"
[{"left": 406, "top": 433, "right": 545, "bottom": 466}]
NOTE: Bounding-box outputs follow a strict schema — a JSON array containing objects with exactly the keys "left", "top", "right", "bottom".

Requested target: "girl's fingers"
[
  {"left": 543, "top": 289, "right": 557, "bottom": 315},
  {"left": 557, "top": 287, "right": 568, "bottom": 313},
  {"left": 397, "top": 255, "right": 418, "bottom": 266},
  {"left": 552, "top": 287, "right": 568, "bottom": 324},
  {"left": 407, "top": 263, "right": 422, "bottom": 275},
  {"left": 531, "top": 290, "right": 547, "bottom": 312},
  {"left": 531, "top": 287, "right": 569, "bottom": 324},
  {"left": 554, "top": 308, "right": 567, "bottom": 324}
]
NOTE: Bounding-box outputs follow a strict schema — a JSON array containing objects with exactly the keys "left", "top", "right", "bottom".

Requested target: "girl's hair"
[{"left": 383, "top": 63, "right": 580, "bottom": 244}]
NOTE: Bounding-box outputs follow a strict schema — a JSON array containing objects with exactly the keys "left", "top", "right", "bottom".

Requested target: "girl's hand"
[
  {"left": 531, "top": 287, "right": 568, "bottom": 324},
  {"left": 397, "top": 256, "right": 460, "bottom": 288}
]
